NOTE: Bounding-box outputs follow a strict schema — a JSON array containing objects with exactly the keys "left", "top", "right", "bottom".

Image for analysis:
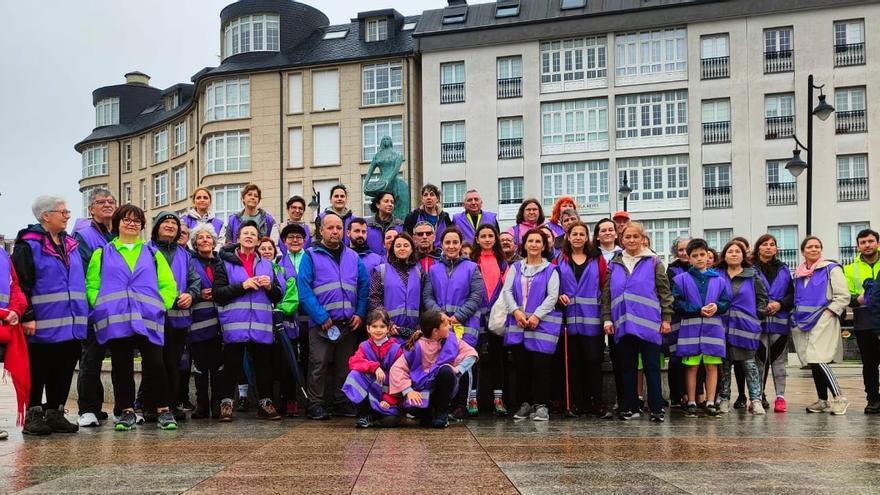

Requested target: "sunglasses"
[{"left": 414, "top": 231, "right": 433, "bottom": 237}]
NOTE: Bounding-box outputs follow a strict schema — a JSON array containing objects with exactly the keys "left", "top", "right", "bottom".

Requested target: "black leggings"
[
  {"left": 108, "top": 335, "right": 168, "bottom": 412},
  {"left": 810, "top": 363, "right": 841, "bottom": 401},
  {"left": 223, "top": 342, "right": 274, "bottom": 402},
  {"left": 569, "top": 334, "right": 605, "bottom": 410},
  {"left": 190, "top": 336, "right": 223, "bottom": 411},
  {"left": 162, "top": 325, "right": 187, "bottom": 410},
  {"left": 513, "top": 345, "right": 552, "bottom": 406},
  {"left": 27, "top": 340, "right": 81, "bottom": 410},
  {"left": 431, "top": 365, "right": 459, "bottom": 412}
]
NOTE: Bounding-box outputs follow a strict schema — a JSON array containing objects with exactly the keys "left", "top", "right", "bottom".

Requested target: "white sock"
[
  {"left": 238, "top": 384, "right": 249, "bottom": 397},
  {"left": 493, "top": 389, "right": 503, "bottom": 400}
]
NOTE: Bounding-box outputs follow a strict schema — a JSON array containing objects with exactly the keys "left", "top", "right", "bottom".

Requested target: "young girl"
[
  {"left": 389, "top": 309, "right": 478, "bottom": 428},
  {"left": 343, "top": 309, "right": 404, "bottom": 428}
]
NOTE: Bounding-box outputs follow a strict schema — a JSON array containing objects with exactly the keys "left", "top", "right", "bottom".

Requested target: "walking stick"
[
  {"left": 275, "top": 323, "right": 309, "bottom": 400},
  {"left": 563, "top": 325, "right": 575, "bottom": 417}
]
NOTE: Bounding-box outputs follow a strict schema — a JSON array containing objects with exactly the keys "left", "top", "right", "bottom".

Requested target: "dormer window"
[
  {"left": 223, "top": 14, "right": 280, "bottom": 59},
  {"left": 365, "top": 18, "right": 388, "bottom": 42},
  {"left": 165, "top": 91, "right": 180, "bottom": 111},
  {"left": 442, "top": 6, "right": 468, "bottom": 25},
  {"left": 496, "top": 1, "right": 520, "bottom": 18},
  {"left": 95, "top": 97, "right": 119, "bottom": 127},
  {"left": 323, "top": 30, "right": 348, "bottom": 40},
  {"left": 561, "top": 0, "right": 586, "bottom": 9}
]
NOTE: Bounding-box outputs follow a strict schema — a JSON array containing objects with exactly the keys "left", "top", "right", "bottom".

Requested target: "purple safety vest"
[
  {"left": 366, "top": 217, "right": 403, "bottom": 256},
  {"left": 759, "top": 264, "right": 792, "bottom": 335},
  {"left": 503, "top": 261, "right": 563, "bottom": 354},
  {"left": 278, "top": 222, "right": 312, "bottom": 257},
  {"left": 279, "top": 251, "right": 311, "bottom": 331},
  {"left": 673, "top": 271, "right": 726, "bottom": 358},
  {"left": 428, "top": 259, "right": 481, "bottom": 346},
  {"left": 342, "top": 339, "right": 402, "bottom": 416},
  {"left": 75, "top": 223, "right": 110, "bottom": 254},
  {"left": 359, "top": 251, "right": 382, "bottom": 278},
  {"left": 558, "top": 256, "right": 602, "bottom": 337},
  {"left": 227, "top": 211, "right": 275, "bottom": 244},
  {"left": 545, "top": 221, "right": 565, "bottom": 238},
  {"left": 182, "top": 214, "right": 224, "bottom": 238},
  {"left": 792, "top": 264, "right": 837, "bottom": 332},
  {"left": 720, "top": 272, "right": 762, "bottom": 351},
  {"left": 92, "top": 244, "right": 166, "bottom": 346},
  {"left": 665, "top": 263, "right": 689, "bottom": 353},
  {"left": 150, "top": 242, "right": 192, "bottom": 329},
  {"left": 22, "top": 234, "right": 88, "bottom": 343},
  {"left": 307, "top": 246, "right": 360, "bottom": 326},
  {"left": 0, "top": 248, "right": 11, "bottom": 310},
  {"left": 452, "top": 210, "right": 497, "bottom": 244},
  {"left": 216, "top": 255, "right": 275, "bottom": 344},
  {"left": 402, "top": 334, "right": 461, "bottom": 409},
  {"left": 188, "top": 257, "right": 219, "bottom": 343},
  {"left": 609, "top": 256, "right": 663, "bottom": 345},
  {"left": 378, "top": 263, "right": 421, "bottom": 332}
]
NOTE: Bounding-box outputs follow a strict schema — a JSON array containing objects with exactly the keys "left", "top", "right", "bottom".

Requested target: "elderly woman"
[
  {"left": 12, "top": 195, "right": 88, "bottom": 435},
  {"left": 507, "top": 199, "right": 545, "bottom": 246},
  {"left": 792, "top": 236, "right": 851, "bottom": 415}
]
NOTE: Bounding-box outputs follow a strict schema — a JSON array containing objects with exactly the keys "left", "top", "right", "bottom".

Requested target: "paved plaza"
[{"left": 0, "top": 365, "right": 878, "bottom": 494}]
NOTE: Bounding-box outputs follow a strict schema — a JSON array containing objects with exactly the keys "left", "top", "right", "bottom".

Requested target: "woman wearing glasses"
[{"left": 11, "top": 196, "right": 88, "bottom": 435}]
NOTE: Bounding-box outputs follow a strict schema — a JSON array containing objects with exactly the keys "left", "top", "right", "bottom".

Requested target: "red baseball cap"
[{"left": 612, "top": 210, "right": 630, "bottom": 221}]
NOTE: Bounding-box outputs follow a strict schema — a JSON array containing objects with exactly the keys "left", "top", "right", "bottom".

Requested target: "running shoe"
[
  {"left": 356, "top": 416, "right": 371, "bottom": 428},
  {"left": 532, "top": 405, "right": 549, "bottom": 421},
  {"left": 257, "top": 400, "right": 282, "bottom": 420},
  {"left": 78, "top": 413, "right": 100, "bottom": 428},
  {"left": 806, "top": 400, "right": 830, "bottom": 413},
  {"left": 218, "top": 399, "right": 234, "bottom": 422},
  {"left": 513, "top": 402, "right": 532, "bottom": 419},
  {"left": 114, "top": 411, "right": 138, "bottom": 431},
  {"left": 467, "top": 398, "right": 479, "bottom": 417},
  {"left": 157, "top": 411, "right": 178, "bottom": 430},
  {"left": 774, "top": 397, "right": 787, "bottom": 413},
  {"left": 235, "top": 397, "right": 249, "bottom": 412},
  {"left": 750, "top": 400, "right": 766, "bottom": 415},
  {"left": 493, "top": 398, "right": 508, "bottom": 417},
  {"left": 733, "top": 396, "right": 747, "bottom": 409},
  {"left": 830, "top": 397, "right": 849, "bottom": 416},
  {"left": 685, "top": 404, "right": 699, "bottom": 418}
]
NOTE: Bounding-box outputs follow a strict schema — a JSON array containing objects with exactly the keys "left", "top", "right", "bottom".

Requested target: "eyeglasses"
[
  {"left": 286, "top": 234, "right": 304, "bottom": 241},
  {"left": 121, "top": 218, "right": 142, "bottom": 226},
  {"left": 414, "top": 231, "right": 433, "bottom": 237},
  {"left": 48, "top": 209, "right": 72, "bottom": 216},
  {"left": 92, "top": 199, "right": 117, "bottom": 206}
]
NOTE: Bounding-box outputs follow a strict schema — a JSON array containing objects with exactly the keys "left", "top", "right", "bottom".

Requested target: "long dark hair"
[
  {"left": 515, "top": 199, "right": 545, "bottom": 225},
  {"left": 562, "top": 221, "right": 595, "bottom": 258},
  {"left": 388, "top": 232, "right": 418, "bottom": 266},
  {"left": 753, "top": 233, "right": 779, "bottom": 263},
  {"left": 517, "top": 228, "right": 553, "bottom": 260},
  {"left": 716, "top": 240, "right": 752, "bottom": 270},
  {"left": 405, "top": 309, "right": 445, "bottom": 351},
  {"left": 471, "top": 224, "right": 504, "bottom": 264},
  {"left": 592, "top": 217, "right": 617, "bottom": 248}
]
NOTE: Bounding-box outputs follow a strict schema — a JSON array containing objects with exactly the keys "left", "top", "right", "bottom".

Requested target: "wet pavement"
[{"left": 1, "top": 365, "right": 878, "bottom": 494}]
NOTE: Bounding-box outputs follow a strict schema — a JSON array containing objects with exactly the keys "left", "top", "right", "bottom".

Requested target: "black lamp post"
[
  {"left": 785, "top": 74, "right": 834, "bottom": 236},
  {"left": 308, "top": 188, "right": 321, "bottom": 220},
  {"left": 618, "top": 173, "right": 632, "bottom": 212}
]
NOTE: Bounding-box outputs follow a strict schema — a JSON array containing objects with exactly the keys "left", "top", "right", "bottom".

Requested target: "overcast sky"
[{"left": 0, "top": 0, "right": 441, "bottom": 238}]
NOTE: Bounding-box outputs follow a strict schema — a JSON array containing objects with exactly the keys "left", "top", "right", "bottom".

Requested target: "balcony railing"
[
  {"left": 838, "top": 177, "right": 869, "bottom": 202},
  {"left": 497, "top": 77, "right": 522, "bottom": 99},
  {"left": 767, "top": 182, "right": 797, "bottom": 205},
  {"left": 441, "top": 142, "right": 466, "bottom": 163},
  {"left": 836, "top": 110, "right": 867, "bottom": 134},
  {"left": 764, "top": 50, "right": 794, "bottom": 73},
  {"left": 704, "top": 185, "right": 732, "bottom": 209},
  {"left": 765, "top": 115, "right": 794, "bottom": 139},
  {"left": 701, "top": 56, "right": 729, "bottom": 79},
  {"left": 702, "top": 121, "right": 730, "bottom": 144},
  {"left": 835, "top": 43, "right": 865, "bottom": 67},
  {"left": 498, "top": 138, "right": 523, "bottom": 159},
  {"left": 440, "top": 82, "right": 465, "bottom": 104},
  {"left": 777, "top": 248, "right": 798, "bottom": 269},
  {"left": 840, "top": 246, "right": 858, "bottom": 266}
]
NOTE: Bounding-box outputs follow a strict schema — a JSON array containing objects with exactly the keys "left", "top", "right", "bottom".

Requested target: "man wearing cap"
[
  {"left": 612, "top": 210, "right": 631, "bottom": 237},
  {"left": 452, "top": 190, "right": 499, "bottom": 244},
  {"left": 296, "top": 213, "right": 370, "bottom": 420}
]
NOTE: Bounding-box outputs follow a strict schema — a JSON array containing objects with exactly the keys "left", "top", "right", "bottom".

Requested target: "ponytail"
[
  {"left": 406, "top": 309, "right": 444, "bottom": 350},
  {"left": 404, "top": 329, "right": 423, "bottom": 351}
]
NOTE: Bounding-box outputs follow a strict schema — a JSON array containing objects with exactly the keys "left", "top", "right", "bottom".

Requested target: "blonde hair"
[{"left": 622, "top": 221, "right": 646, "bottom": 238}]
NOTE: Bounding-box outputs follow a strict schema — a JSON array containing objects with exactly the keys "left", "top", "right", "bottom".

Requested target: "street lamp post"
[
  {"left": 308, "top": 188, "right": 321, "bottom": 221},
  {"left": 785, "top": 74, "right": 834, "bottom": 236},
  {"left": 618, "top": 173, "right": 632, "bottom": 212}
]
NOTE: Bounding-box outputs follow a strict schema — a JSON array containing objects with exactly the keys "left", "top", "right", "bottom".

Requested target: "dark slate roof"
[{"left": 75, "top": 84, "right": 195, "bottom": 151}]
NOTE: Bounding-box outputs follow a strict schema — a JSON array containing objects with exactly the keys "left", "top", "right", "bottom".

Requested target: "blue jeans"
[{"left": 720, "top": 358, "right": 761, "bottom": 401}]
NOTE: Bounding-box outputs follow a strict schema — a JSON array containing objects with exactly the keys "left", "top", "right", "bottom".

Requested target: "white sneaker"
[
  {"left": 718, "top": 399, "right": 730, "bottom": 414},
  {"left": 78, "top": 413, "right": 100, "bottom": 427},
  {"left": 750, "top": 400, "right": 765, "bottom": 415},
  {"left": 135, "top": 413, "right": 145, "bottom": 425},
  {"left": 830, "top": 397, "right": 849, "bottom": 415},
  {"left": 806, "top": 400, "right": 830, "bottom": 413}
]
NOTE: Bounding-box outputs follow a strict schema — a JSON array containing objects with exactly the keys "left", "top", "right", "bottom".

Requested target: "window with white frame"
[
  {"left": 362, "top": 62, "right": 402, "bottom": 106},
  {"left": 441, "top": 121, "right": 466, "bottom": 163},
  {"left": 701, "top": 99, "right": 730, "bottom": 123},
  {"left": 123, "top": 141, "right": 132, "bottom": 173},
  {"left": 289, "top": 128, "right": 303, "bottom": 168},
  {"left": 223, "top": 14, "right": 280, "bottom": 58},
  {"left": 837, "top": 154, "right": 868, "bottom": 180},
  {"left": 499, "top": 177, "right": 523, "bottom": 205},
  {"left": 768, "top": 225, "right": 799, "bottom": 267},
  {"left": 205, "top": 79, "right": 250, "bottom": 122},
  {"left": 173, "top": 165, "right": 187, "bottom": 203},
  {"left": 80, "top": 185, "right": 107, "bottom": 217},
  {"left": 153, "top": 130, "right": 168, "bottom": 164},
  {"left": 313, "top": 124, "right": 340, "bottom": 166},
  {"left": 442, "top": 181, "right": 466, "bottom": 209},
  {"left": 497, "top": 56, "right": 522, "bottom": 80},
  {"left": 166, "top": 92, "right": 180, "bottom": 111},
  {"left": 154, "top": 172, "right": 168, "bottom": 208},
  {"left": 138, "top": 136, "right": 146, "bottom": 170},
  {"left": 540, "top": 36, "right": 606, "bottom": 89},
  {"left": 82, "top": 145, "right": 108, "bottom": 178},
  {"left": 365, "top": 18, "right": 388, "bottom": 42},
  {"left": 765, "top": 94, "right": 794, "bottom": 119},
  {"left": 211, "top": 184, "right": 246, "bottom": 223},
  {"left": 139, "top": 179, "right": 147, "bottom": 210},
  {"left": 95, "top": 98, "right": 119, "bottom": 127},
  {"left": 173, "top": 122, "right": 186, "bottom": 156},
  {"left": 617, "top": 155, "right": 689, "bottom": 202},
  {"left": 615, "top": 28, "right": 686, "bottom": 78},
  {"left": 704, "top": 229, "right": 733, "bottom": 250},
  {"left": 835, "top": 19, "right": 864, "bottom": 46},
  {"left": 766, "top": 160, "right": 796, "bottom": 184},
  {"left": 764, "top": 27, "right": 792, "bottom": 53},
  {"left": 615, "top": 90, "right": 687, "bottom": 139},
  {"left": 703, "top": 163, "right": 731, "bottom": 189},
  {"left": 362, "top": 117, "right": 403, "bottom": 161},
  {"left": 701, "top": 34, "right": 729, "bottom": 59},
  {"left": 835, "top": 87, "right": 866, "bottom": 112},
  {"left": 288, "top": 181, "right": 303, "bottom": 200},
  {"left": 542, "top": 98, "right": 608, "bottom": 153},
  {"left": 441, "top": 62, "right": 465, "bottom": 85},
  {"left": 642, "top": 218, "right": 690, "bottom": 264},
  {"left": 205, "top": 132, "right": 251, "bottom": 174},
  {"left": 542, "top": 161, "right": 609, "bottom": 211},
  {"left": 288, "top": 73, "right": 302, "bottom": 113},
  {"left": 839, "top": 222, "right": 870, "bottom": 263},
  {"left": 313, "top": 70, "right": 340, "bottom": 111},
  {"left": 123, "top": 182, "right": 132, "bottom": 205}
]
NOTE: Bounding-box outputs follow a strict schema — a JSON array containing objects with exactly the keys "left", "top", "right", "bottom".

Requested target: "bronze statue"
[{"left": 363, "top": 136, "right": 410, "bottom": 219}]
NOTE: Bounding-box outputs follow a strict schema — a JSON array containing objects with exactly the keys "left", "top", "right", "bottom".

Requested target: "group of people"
[{"left": 1, "top": 181, "right": 879, "bottom": 439}]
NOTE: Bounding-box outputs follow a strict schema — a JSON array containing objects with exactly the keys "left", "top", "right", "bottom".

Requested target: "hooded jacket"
[
  {"left": 150, "top": 211, "right": 201, "bottom": 305},
  {"left": 11, "top": 224, "right": 79, "bottom": 322}
]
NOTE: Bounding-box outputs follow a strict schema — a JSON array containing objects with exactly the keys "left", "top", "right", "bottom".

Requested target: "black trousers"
[
  {"left": 607, "top": 337, "right": 626, "bottom": 407},
  {"left": 569, "top": 334, "right": 605, "bottom": 410},
  {"left": 28, "top": 340, "right": 81, "bottom": 410},
  {"left": 855, "top": 330, "right": 880, "bottom": 402},
  {"left": 76, "top": 327, "right": 106, "bottom": 415},
  {"left": 108, "top": 335, "right": 168, "bottom": 412},
  {"left": 307, "top": 326, "right": 357, "bottom": 409},
  {"left": 667, "top": 356, "right": 685, "bottom": 404},
  {"left": 432, "top": 365, "right": 458, "bottom": 412},
  {"left": 223, "top": 342, "right": 274, "bottom": 401},
  {"left": 161, "top": 325, "right": 187, "bottom": 409},
  {"left": 617, "top": 335, "right": 664, "bottom": 414},
  {"left": 512, "top": 345, "right": 552, "bottom": 406},
  {"left": 190, "top": 336, "right": 223, "bottom": 411}
]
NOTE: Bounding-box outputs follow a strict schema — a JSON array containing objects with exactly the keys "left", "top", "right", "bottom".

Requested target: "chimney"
[
  {"left": 448, "top": 0, "right": 467, "bottom": 5},
  {"left": 124, "top": 71, "right": 151, "bottom": 86}
]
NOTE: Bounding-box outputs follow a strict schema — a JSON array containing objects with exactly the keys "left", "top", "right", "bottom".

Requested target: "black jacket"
[{"left": 212, "top": 246, "right": 283, "bottom": 306}]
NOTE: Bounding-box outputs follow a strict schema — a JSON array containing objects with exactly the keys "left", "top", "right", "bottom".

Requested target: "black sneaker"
[
  {"left": 44, "top": 407, "right": 79, "bottom": 433},
  {"left": 617, "top": 410, "right": 633, "bottom": 421},
  {"left": 761, "top": 395, "right": 771, "bottom": 411},
  {"left": 308, "top": 405, "right": 330, "bottom": 420},
  {"left": 650, "top": 411, "right": 665, "bottom": 423},
  {"left": 705, "top": 404, "right": 719, "bottom": 417},
  {"left": 432, "top": 407, "right": 450, "bottom": 428},
  {"left": 733, "top": 396, "right": 747, "bottom": 409},
  {"left": 22, "top": 406, "right": 52, "bottom": 436},
  {"left": 114, "top": 411, "right": 138, "bottom": 431},
  {"left": 96, "top": 411, "right": 109, "bottom": 421},
  {"left": 157, "top": 411, "right": 178, "bottom": 430},
  {"left": 356, "top": 416, "right": 371, "bottom": 428},
  {"left": 333, "top": 403, "right": 357, "bottom": 418},
  {"left": 178, "top": 400, "right": 195, "bottom": 412},
  {"left": 865, "top": 400, "right": 880, "bottom": 414},
  {"left": 685, "top": 405, "right": 699, "bottom": 418},
  {"left": 143, "top": 412, "right": 158, "bottom": 423}
]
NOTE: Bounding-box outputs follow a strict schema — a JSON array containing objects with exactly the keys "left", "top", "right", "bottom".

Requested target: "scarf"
[{"left": 795, "top": 258, "right": 825, "bottom": 279}]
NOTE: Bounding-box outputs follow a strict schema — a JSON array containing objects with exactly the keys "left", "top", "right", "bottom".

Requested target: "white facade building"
[{"left": 415, "top": 0, "right": 879, "bottom": 264}]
